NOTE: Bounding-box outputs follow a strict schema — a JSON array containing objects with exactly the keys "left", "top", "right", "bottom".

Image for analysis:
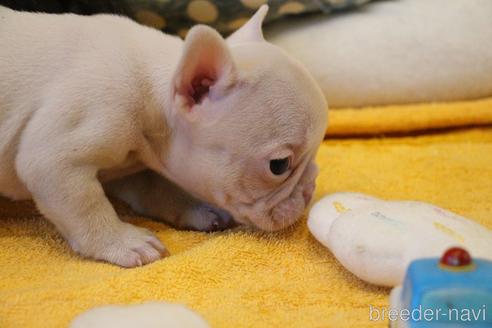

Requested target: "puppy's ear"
[
  {"left": 173, "top": 25, "right": 237, "bottom": 112},
  {"left": 227, "top": 5, "right": 268, "bottom": 45}
]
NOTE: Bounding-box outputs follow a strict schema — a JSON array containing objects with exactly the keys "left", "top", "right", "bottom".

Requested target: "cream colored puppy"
[{"left": 0, "top": 6, "right": 327, "bottom": 267}]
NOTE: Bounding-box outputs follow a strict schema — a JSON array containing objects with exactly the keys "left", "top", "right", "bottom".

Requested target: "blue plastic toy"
[{"left": 389, "top": 247, "right": 492, "bottom": 327}]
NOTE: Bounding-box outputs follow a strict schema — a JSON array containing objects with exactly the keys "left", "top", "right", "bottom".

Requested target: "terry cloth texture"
[
  {"left": 1, "top": 98, "right": 492, "bottom": 327},
  {"left": 327, "top": 97, "right": 492, "bottom": 137}
]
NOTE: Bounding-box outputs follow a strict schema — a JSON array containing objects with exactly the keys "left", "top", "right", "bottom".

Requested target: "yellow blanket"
[{"left": 1, "top": 98, "right": 492, "bottom": 328}]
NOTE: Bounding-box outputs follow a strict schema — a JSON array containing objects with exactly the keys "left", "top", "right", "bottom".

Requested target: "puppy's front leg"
[
  {"left": 105, "top": 170, "right": 236, "bottom": 232},
  {"left": 16, "top": 121, "right": 167, "bottom": 267},
  {"left": 19, "top": 162, "right": 167, "bottom": 267}
]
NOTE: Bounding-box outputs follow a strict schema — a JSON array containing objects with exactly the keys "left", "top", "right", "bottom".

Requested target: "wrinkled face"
[
  {"left": 198, "top": 50, "right": 326, "bottom": 231},
  {"left": 168, "top": 49, "right": 327, "bottom": 230},
  {"left": 166, "top": 9, "right": 327, "bottom": 231}
]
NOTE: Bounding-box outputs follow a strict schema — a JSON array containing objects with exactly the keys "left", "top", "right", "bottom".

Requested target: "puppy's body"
[
  {"left": 0, "top": 6, "right": 327, "bottom": 267},
  {"left": 0, "top": 6, "right": 178, "bottom": 197},
  {"left": 0, "top": 7, "right": 185, "bottom": 266}
]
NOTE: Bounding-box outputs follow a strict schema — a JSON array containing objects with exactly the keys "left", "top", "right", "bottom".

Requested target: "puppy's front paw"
[
  {"left": 179, "top": 203, "right": 236, "bottom": 232},
  {"left": 71, "top": 223, "right": 169, "bottom": 268}
]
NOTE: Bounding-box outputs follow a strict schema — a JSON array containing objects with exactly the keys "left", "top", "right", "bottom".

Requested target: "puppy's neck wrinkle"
[
  {"left": 134, "top": 58, "right": 176, "bottom": 177},
  {"left": 138, "top": 86, "right": 172, "bottom": 176},
  {"left": 131, "top": 33, "right": 199, "bottom": 184}
]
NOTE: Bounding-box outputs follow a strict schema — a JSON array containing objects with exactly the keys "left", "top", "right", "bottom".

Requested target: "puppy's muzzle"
[{"left": 249, "top": 162, "right": 318, "bottom": 231}]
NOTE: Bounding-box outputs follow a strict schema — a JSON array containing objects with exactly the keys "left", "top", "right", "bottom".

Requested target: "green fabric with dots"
[
  {"left": 129, "top": 0, "right": 374, "bottom": 37},
  {"left": 0, "top": 0, "right": 374, "bottom": 37}
]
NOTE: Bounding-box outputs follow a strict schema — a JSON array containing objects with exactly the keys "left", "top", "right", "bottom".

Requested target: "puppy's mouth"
[{"left": 231, "top": 161, "right": 318, "bottom": 231}]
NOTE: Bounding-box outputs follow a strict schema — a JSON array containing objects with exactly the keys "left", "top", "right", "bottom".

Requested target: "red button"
[{"left": 440, "top": 247, "right": 472, "bottom": 267}]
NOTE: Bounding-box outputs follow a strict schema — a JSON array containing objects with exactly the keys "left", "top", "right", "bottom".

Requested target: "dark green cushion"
[{"left": 0, "top": 0, "right": 374, "bottom": 37}]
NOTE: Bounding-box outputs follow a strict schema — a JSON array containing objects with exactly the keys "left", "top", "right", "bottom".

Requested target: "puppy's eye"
[{"left": 270, "top": 158, "right": 290, "bottom": 175}]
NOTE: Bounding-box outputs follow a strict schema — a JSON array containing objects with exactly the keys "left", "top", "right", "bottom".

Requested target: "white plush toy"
[
  {"left": 70, "top": 302, "right": 209, "bottom": 328},
  {"left": 308, "top": 193, "right": 492, "bottom": 287}
]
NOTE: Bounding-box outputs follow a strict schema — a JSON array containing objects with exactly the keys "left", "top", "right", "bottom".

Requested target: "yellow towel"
[
  {"left": 327, "top": 97, "right": 492, "bottom": 136},
  {"left": 1, "top": 98, "right": 492, "bottom": 328}
]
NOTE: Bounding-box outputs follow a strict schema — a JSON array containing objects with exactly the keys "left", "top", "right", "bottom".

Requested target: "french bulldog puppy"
[{"left": 0, "top": 5, "right": 328, "bottom": 267}]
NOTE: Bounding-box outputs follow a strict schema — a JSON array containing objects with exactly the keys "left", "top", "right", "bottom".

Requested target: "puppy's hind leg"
[{"left": 105, "top": 170, "right": 237, "bottom": 232}]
